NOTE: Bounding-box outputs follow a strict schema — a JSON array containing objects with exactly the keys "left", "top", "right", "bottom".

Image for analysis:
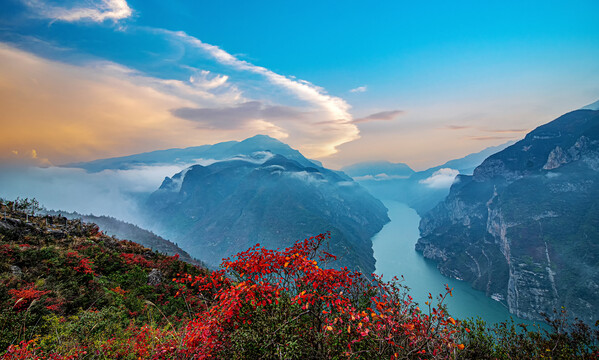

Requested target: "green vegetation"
[{"left": 1, "top": 198, "right": 597, "bottom": 359}]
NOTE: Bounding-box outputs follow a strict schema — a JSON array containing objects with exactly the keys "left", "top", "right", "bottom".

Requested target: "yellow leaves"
[
  {"left": 448, "top": 317, "right": 456, "bottom": 325},
  {"left": 347, "top": 325, "right": 351, "bottom": 333},
  {"left": 326, "top": 325, "right": 333, "bottom": 331},
  {"left": 284, "top": 262, "right": 289, "bottom": 268}
]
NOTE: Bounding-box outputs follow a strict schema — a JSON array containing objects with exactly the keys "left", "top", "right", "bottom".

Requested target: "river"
[{"left": 372, "top": 200, "right": 535, "bottom": 325}]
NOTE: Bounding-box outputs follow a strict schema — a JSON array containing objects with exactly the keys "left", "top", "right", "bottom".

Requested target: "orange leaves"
[
  {"left": 168, "top": 232, "right": 462, "bottom": 358},
  {"left": 66, "top": 251, "right": 96, "bottom": 275},
  {"left": 110, "top": 286, "right": 127, "bottom": 296},
  {"left": 8, "top": 283, "right": 50, "bottom": 312}
]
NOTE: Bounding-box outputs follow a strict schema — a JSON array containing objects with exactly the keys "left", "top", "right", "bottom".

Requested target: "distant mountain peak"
[
  {"left": 67, "top": 134, "right": 321, "bottom": 172},
  {"left": 580, "top": 99, "right": 599, "bottom": 111},
  {"left": 243, "top": 134, "right": 281, "bottom": 142}
]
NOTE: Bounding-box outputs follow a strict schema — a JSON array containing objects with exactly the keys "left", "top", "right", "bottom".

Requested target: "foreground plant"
[
  {"left": 5, "top": 211, "right": 594, "bottom": 359},
  {"left": 172, "top": 232, "right": 463, "bottom": 359}
]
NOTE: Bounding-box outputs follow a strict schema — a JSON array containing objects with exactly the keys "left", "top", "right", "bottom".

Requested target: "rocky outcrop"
[
  {"left": 147, "top": 268, "right": 163, "bottom": 286},
  {"left": 417, "top": 108, "right": 599, "bottom": 324}
]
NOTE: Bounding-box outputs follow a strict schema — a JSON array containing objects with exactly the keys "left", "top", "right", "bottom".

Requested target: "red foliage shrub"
[
  {"left": 1, "top": 340, "right": 84, "bottom": 359},
  {"left": 66, "top": 252, "right": 95, "bottom": 275},
  {"left": 172, "top": 232, "right": 464, "bottom": 359},
  {"left": 8, "top": 283, "right": 50, "bottom": 312},
  {"left": 120, "top": 253, "right": 155, "bottom": 268}
]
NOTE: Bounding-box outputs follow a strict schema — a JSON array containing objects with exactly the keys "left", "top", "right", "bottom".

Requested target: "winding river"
[{"left": 373, "top": 200, "right": 534, "bottom": 325}]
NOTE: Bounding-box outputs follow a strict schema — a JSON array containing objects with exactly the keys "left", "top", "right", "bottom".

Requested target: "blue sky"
[{"left": 1, "top": 0, "right": 598, "bottom": 169}]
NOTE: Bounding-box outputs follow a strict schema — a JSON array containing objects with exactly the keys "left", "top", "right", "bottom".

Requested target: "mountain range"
[
  {"left": 144, "top": 150, "right": 389, "bottom": 272},
  {"left": 71, "top": 135, "right": 389, "bottom": 273},
  {"left": 342, "top": 141, "right": 515, "bottom": 214},
  {"left": 417, "top": 105, "right": 599, "bottom": 324},
  {"left": 67, "top": 135, "right": 324, "bottom": 171}
]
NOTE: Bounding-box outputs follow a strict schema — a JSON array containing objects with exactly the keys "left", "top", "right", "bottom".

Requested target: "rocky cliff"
[{"left": 417, "top": 107, "right": 599, "bottom": 324}]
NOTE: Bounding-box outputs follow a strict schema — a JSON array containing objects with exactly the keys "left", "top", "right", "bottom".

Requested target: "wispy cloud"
[
  {"left": 189, "top": 70, "right": 229, "bottom": 90},
  {"left": 172, "top": 101, "right": 308, "bottom": 130},
  {"left": 168, "top": 30, "right": 353, "bottom": 122},
  {"left": 445, "top": 125, "right": 471, "bottom": 130},
  {"left": 350, "top": 86, "right": 367, "bottom": 93},
  {"left": 23, "top": 0, "right": 132, "bottom": 22},
  {"left": 481, "top": 128, "right": 529, "bottom": 134},
  {"left": 467, "top": 135, "right": 516, "bottom": 141},
  {"left": 156, "top": 29, "right": 359, "bottom": 158},
  {"left": 23, "top": 0, "right": 132, "bottom": 23},
  {"left": 0, "top": 39, "right": 358, "bottom": 165},
  {"left": 353, "top": 110, "right": 404, "bottom": 124},
  {"left": 445, "top": 124, "right": 528, "bottom": 133},
  {"left": 0, "top": 43, "right": 241, "bottom": 165}
]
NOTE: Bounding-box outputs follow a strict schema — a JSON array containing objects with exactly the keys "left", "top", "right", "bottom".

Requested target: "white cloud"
[
  {"left": 23, "top": 0, "right": 132, "bottom": 22},
  {"left": 189, "top": 70, "right": 230, "bottom": 90},
  {"left": 157, "top": 29, "right": 359, "bottom": 158},
  {"left": 286, "top": 171, "right": 327, "bottom": 185},
  {"left": 353, "top": 173, "right": 410, "bottom": 181},
  {"left": 0, "top": 164, "right": 191, "bottom": 224},
  {"left": 0, "top": 43, "right": 248, "bottom": 165},
  {"left": 353, "top": 110, "right": 404, "bottom": 124},
  {"left": 350, "top": 86, "right": 367, "bottom": 93},
  {"left": 419, "top": 168, "right": 460, "bottom": 189},
  {"left": 1, "top": 26, "right": 359, "bottom": 165}
]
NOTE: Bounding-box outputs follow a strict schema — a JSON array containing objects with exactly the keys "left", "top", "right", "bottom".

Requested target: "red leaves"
[
  {"left": 2, "top": 232, "right": 462, "bottom": 358},
  {"left": 1, "top": 339, "right": 85, "bottom": 359},
  {"left": 119, "top": 253, "right": 154, "bottom": 268},
  {"left": 66, "top": 252, "right": 95, "bottom": 275},
  {"left": 8, "top": 283, "right": 50, "bottom": 312},
  {"left": 169, "top": 232, "right": 462, "bottom": 358}
]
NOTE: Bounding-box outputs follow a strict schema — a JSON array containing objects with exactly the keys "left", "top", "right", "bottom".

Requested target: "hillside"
[
  {"left": 0, "top": 199, "right": 206, "bottom": 357},
  {"left": 1, "top": 199, "right": 597, "bottom": 359},
  {"left": 144, "top": 153, "right": 389, "bottom": 273},
  {"left": 43, "top": 210, "right": 201, "bottom": 266},
  {"left": 417, "top": 107, "right": 599, "bottom": 324}
]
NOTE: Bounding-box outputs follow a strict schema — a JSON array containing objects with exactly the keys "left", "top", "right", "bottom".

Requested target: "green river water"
[{"left": 372, "top": 200, "right": 540, "bottom": 326}]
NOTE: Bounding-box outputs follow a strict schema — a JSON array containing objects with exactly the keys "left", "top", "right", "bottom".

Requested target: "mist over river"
[{"left": 373, "top": 200, "right": 537, "bottom": 325}]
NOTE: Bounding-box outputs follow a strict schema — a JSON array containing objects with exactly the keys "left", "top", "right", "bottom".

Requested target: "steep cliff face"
[{"left": 417, "top": 108, "right": 599, "bottom": 324}]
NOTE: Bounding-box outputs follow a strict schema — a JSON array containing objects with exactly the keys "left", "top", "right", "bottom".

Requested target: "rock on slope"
[{"left": 417, "top": 106, "right": 599, "bottom": 324}]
